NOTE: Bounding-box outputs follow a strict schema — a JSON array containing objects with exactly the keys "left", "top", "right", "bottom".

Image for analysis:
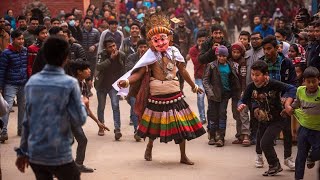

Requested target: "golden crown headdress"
[{"left": 144, "top": 12, "right": 171, "bottom": 40}]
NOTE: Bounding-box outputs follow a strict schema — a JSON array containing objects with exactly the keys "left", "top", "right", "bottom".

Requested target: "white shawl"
[{"left": 112, "top": 46, "right": 185, "bottom": 95}]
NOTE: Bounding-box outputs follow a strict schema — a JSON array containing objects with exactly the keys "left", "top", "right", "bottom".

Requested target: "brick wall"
[{"left": 0, "top": 0, "right": 84, "bottom": 19}]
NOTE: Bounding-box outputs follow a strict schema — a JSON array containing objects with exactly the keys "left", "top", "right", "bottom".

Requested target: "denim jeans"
[
  {"left": 295, "top": 126, "right": 320, "bottom": 179},
  {"left": 207, "top": 92, "right": 230, "bottom": 140},
  {"left": 126, "top": 96, "right": 138, "bottom": 132},
  {"left": 71, "top": 126, "right": 87, "bottom": 165},
  {"left": 96, "top": 88, "right": 121, "bottom": 129},
  {"left": 195, "top": 79, "right": 206, "bottom": 121},
  {"left": 1, "top": 84, "right": 25, "bottom": 134}
]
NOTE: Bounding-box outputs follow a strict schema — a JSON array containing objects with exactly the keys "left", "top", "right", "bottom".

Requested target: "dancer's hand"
[
  {"left": 97, "top": 121, "right": 110, "bottom": 131},
  {"left": 196, "top": 88, "right": 204, "bottom": 94},
  {"left": 118, "top": 80, "right": 128, "bottom": 88}
]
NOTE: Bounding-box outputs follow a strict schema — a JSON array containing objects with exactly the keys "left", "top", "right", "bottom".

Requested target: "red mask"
[{"left": 151, "top": 33, "right": 169, "bottom": 52}]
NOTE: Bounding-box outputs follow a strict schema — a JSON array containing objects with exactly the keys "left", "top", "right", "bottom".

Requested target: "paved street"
[{"left": 1, "top": 64, "right": 318, "bottom": 180}]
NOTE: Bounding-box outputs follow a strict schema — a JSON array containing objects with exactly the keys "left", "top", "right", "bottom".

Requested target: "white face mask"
[{"left": 69, "top": 20, "right": 75, "bottom": 27}]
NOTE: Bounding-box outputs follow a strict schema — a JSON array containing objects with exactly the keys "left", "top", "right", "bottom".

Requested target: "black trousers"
[
  {"left": 30, "top": 161, "right": 80, "bottom": 180},
  {"left": 71, "top": 126, "right": 88, "bottom": 165},
  {"left": 255, "top": 120, "right": 285, "bottom": 166}
]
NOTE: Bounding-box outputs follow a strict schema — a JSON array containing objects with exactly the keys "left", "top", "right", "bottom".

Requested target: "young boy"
[
  {"left": 289, "top": 66, "right": 320, "bottom": 180},
  {"left": 238, "top": 60, "right": 296, "bottom": 176},
  {"left": 69, "top": 59, "right": 109, "bottom": 172},
  {"left": 203, "top": 45, "right": 240, "bottom": 147},
  {"left": 230, "top": 42, "right": 250, "bottom": 146},
  {"left": 238, "top": 31, "right": 251, "bottom": 51}
]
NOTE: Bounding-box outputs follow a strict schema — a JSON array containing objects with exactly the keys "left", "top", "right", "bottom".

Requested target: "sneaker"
[
  {"left": 98, "top": 128, "right": 105, "bottom": 136},
  {"left": 215, "top": 139, "right": 224, "bottom": 147},
  {"left": 201, "top": 119, "right": 207, "bottom": 125},
  {"left": 134, "top": 133, "right": 141, "bottom": 142},
  {"left": 114, "top": 129, "right": 122, "bottom": 141},
  {"left": 76, "top": 164, "right": 94, "bottom": 173},
  {"left": 255, "top": 154, "right": 264, "bottom": 168},
  {"left": 262, "top": 162, "right": 283, "bottom": 176},
  {"left": 306, "top": 157, "right": 315, "bottom": 169},
  {"left": 129, "top": 120, "right": 133, "bottom": 125},
  {"left": 208, "top": 138, "right": 216, "bottom": 145},
  {"left": 0, "top": 133, "right": 8, "bottom": 142},
  {"left": 284, "top": 157, "right": 295, "bottom": 170}
]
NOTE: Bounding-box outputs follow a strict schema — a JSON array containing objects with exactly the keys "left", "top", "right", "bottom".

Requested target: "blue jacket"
[
  {"left": 18, "top": 65, "right": 87, "bottom": 166},
  {"left": 253, "top": 25, "right": 275, "bottom": 38},
  {"left": 0, "top": 44, "right": 28, "bottom": 88}
]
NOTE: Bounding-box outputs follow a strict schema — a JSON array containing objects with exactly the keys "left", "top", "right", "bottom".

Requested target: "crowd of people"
[{"left": 0, "top": 0, "right": 319, "bottom": 180}]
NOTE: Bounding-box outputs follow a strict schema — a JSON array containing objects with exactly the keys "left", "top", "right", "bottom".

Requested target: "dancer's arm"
[
  {"left": 176, "top": 62, "right": 204, "bottom": 94},
  {"left": 118, "top": 67, "right": 147, "bottom": 88}
]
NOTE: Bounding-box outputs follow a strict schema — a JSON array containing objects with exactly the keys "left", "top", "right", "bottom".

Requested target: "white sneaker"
[
  {"left": 255, "top": 154, "right": 264, "bottom": 168},
  {"left": 284, "top": 157, "right": 295, "bottom": 170}
]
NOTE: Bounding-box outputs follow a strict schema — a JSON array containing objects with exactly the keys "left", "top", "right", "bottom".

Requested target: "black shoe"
[
  {"left": 77, "top": 164, "right": 94, "bottom": 173},
  {"left": 262, "top": 162, "right": 283, "bottom": 176},
  {"left": 114, "top": 129, "right": 122, "bottom": 141},
  {"left": 17, "top": 129, "right": 22, "bottom": 136},
  {"left": 306, "top": 157, "right": 315, "bottom": 169}
]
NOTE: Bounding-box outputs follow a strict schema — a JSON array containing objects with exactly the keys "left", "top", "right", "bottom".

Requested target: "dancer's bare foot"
[
  {"left": 144, "top": 145, "right": 153, "bottom": 161},
  {"left": 180, "top": 156, "right": 194, "bottom": 165}
]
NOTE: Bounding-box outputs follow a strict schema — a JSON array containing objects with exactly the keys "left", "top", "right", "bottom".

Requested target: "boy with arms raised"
[{"left": 238, "top": 60, "right": 296, "bottom": 176}]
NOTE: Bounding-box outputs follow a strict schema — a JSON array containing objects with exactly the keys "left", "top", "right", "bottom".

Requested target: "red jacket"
[
  {"left": 189, "top": 45, "right": 206, "bottom": 79},
  {"left": 27, "top": 43, "right": 41, "bottom": 77}
]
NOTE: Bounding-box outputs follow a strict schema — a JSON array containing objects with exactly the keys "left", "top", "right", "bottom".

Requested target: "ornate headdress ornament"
[{"left": 144, "top": 12, "right": 171, "bottom": 40}]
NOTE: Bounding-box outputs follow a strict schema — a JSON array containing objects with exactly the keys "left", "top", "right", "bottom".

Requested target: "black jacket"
[
  {"left": 198, "top": 37, "right": 231, "bottom": 64},
  {"left": 203, "top": 60, "right": 240, "bottom": 102},
  {"left": 94, "top": 50, "right": 126, "bottom": 91}
]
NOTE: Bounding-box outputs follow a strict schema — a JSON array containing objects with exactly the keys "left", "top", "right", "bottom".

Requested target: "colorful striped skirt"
[{"left": 137, "top": 92, "right": 206, "bottom": 144}]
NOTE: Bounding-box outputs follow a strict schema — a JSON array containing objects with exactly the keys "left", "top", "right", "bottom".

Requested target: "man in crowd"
[
  {"left": 65, "top": 13, "right": 82, "bottom": 43},
  {"left": 0, "top": 17, "right": 10, "bottom": 54},
  {"left": 95, "top": 38, "right": 126, "bottom": 138},
  {"left": 253, "top": 15, "right": 275, "bottom": 38},
  {"left": 125, "top": 39, "right": 148, "bottom": 141},
  {"left": 27, "top": 25, "right": 48, "bottom": 77},
  {"left": 174, "top": 15, "right": 193, "bottom": 59},
  {"left": 0, "top": 30, "right": 28, "bottom": 141},
  {"left": 120, "top": 22, "right": 141, "bottom": 59},
  {"left": 198, "top": 24, "right": 231, "bottom": 64},
  {"left": 16, "top": 16, "right": 28, "bottom": 32},
  {"left": 97, "top": 20, "right": 124, "bottom": 54},
  {"left": 80, "top": 17, "right": 100, "bottom": 94},
  {"left": 23, "top": 17, "right": 39, "bottom": 48},
  {"left": 15, "top": 35, "right": 87, "bottom": 180}
]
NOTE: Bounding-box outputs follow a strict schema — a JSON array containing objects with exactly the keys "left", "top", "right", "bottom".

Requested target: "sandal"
[
  {"left": 98, "top": 128, "right": 105, "bottom": 136},
  {"left": 232, "top": 139, "right": 243, "bottom": 144},
  {"left": 242, "top": 139, "right": 251, "bottom": 147}
]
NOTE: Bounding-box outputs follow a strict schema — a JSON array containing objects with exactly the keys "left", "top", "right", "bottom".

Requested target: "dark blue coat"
[{"left": 0, "top": 45, "right": 28, "bottom": 88}]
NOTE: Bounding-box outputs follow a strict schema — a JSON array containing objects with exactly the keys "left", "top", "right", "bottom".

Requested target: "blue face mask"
[{"left": 69, "top": 20, "right": 75, "bottom": 27}]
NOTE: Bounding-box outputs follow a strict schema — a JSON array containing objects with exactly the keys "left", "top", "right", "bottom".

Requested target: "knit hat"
[
  {"left": 231, "top": 42, "right": 246, "bottom": 56},
  {"left": 215, "top": 45, "right": 229, "bottom": 57}
]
